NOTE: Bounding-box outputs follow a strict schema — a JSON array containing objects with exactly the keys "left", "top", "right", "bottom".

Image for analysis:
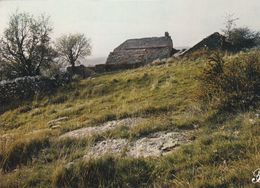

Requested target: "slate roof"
[{"left": 115, "top": 36, "right": 173, "bottom": 51}]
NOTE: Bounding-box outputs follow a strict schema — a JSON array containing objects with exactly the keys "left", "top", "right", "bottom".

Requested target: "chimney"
[{"left": 165, "top": 32, "right": 170, "bottom": 38}]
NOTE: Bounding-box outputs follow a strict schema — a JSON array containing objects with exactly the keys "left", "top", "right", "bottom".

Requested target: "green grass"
[{"left": 0, "top": 52, "right": 259, "bottom": 187}]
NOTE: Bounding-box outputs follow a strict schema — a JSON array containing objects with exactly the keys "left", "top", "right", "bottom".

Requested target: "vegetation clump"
[
  {"left": 53, "top": 157, "right": 156, "bottom": 188},
  {"left": 1, "top": 136, "right": 50, "bottom": 172},
  {"left": 199, "top": 51, "right": 260, "bottom": 111}
]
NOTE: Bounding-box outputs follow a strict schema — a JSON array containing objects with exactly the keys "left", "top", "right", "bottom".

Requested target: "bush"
[
  {"left": 228, "top": 27, "right": 260, "bottom": 51},
  {"left": 0, "top": 62, "right": 16, "bottom": 81},
  {"left": 186, "top": 49, "right": 214, "bottom": 60},
  {"left": 199, "top": 51, "right": 260, "bottom": 111}
]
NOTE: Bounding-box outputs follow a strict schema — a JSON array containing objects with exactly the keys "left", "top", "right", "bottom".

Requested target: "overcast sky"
[{"left": 0, "top": 0, "right": 260, "bottom": 59}]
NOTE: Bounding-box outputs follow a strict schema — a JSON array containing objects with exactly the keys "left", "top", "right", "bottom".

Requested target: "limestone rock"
[
  {"left": 83, "top": 131, "right": 191, "bottom": 159},
  {"left": 60, "top": 118, "right": 143, "bottom": 138},
  {"left": 128, "top": 131, "right": 189, "bottom": 157},
  {"left": 84, "top": 139, "right": 129, "bottom": 160}
]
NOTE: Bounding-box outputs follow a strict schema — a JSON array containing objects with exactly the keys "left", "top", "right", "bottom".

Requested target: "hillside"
[{"left": 0, "top": 53, "right": 259, "bottom": 187}]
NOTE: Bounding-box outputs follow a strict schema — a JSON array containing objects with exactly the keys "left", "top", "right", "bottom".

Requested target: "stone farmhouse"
[{"left": 106, "top": 32, "right": 177, "bottom": 65}]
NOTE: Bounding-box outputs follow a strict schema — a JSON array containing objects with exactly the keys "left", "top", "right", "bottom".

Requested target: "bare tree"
[
  {"left": 0, "top": 12, "right": 56, "bottom": 77},
  {"left": 55, "top": 34, "right": 91, "bottom": 69},
  {"left": 221, "top": 14, "right": 260, "bottom": 51},
  {"left": 222, "top": 14, "right": 239, "bottom": 40}
]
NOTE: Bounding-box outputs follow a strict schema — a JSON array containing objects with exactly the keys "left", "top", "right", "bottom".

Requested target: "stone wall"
[
  {"left": 67, "top": 65, "right": 96, "bottom": 78},
  {"left": 88, "top": 62, "right": 144, "bottom": 73},
  {"left": 0, "top": 76, "right": 68, "bottom": 105}
]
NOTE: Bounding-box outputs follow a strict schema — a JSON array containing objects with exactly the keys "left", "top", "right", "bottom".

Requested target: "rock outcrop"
[
  {"left": 60, "top": 118, "right": 192, "bottom": 159},
  {"left": 83, "top": 131, "right": 191, "bottom": 159},
  {"left": 106, "top": 32, "right": 177, "bottom": 65},
  {"left": 60, "top": 118, "right": 144, "bottom": 138}
]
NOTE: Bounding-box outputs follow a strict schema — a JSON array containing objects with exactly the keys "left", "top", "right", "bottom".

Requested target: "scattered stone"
[
  {"left": 48, "top": 117, "right": 68, "bottom": 127},
  {"left": 150, "top": 59, "right": 167, "bottom": 66},
  {"left": 249, "top": 118, "right": 256, "bottom": 124},
  {"left": 64, "top": 158, "right": 82, "bottom": 169},
  {"left": 193, "top": 124, "right": 200, "bottom": 129},
  {"left": 51, "top": 125, "right": 61, "bottom": 129}
]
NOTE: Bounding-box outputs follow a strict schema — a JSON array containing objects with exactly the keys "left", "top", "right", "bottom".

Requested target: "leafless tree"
[
  {"left": 221, "top": 14, "right": 260, "bottom": 51},
  {"left": 0, "top": 12, "right": 56, "bottom": 77},
  {"left": 55, "top": 34, "right": 91, "bottom": 68},
  {"left": 222, "top": 14, "right": 239, "bottom": 40}
]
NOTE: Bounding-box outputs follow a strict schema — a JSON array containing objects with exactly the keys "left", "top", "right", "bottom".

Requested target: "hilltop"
[{"left": 0, "top": 50, "right": 259, "bottom": 187}]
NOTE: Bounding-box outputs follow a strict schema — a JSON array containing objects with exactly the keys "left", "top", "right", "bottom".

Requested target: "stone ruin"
[
  {"left": 106, "top": 32, "right": 177, "bottom": 65},
  {"left": 182, "top": 32, "right": 233, "bottom": 56}
]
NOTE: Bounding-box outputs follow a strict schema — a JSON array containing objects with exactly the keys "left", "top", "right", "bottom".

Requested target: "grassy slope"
[{"left": 0, "top": 55, "right": 259, "bottom": 187}]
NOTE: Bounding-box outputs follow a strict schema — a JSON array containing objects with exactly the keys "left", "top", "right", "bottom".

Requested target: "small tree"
[
  {"left": 0, "top": 12, "right": 55, "bottom": 77},
  {"left": 222, "top": 14, "right": 260, "bottom": 51},
  {"left": 222, "top": 14, "right": 239, "bottom": 40},
  {"left": 229, "top": 27, "right": 260, "bottom": 51},
  {"left": 55, "top": 34, "right": 91, "bottom": 69}
]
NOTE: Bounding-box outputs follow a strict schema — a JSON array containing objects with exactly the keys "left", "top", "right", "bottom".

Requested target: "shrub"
[
  {"left": 228, "top": 27, "right": 260, "bottom": 51},
  {"left": 186, "top": 49, "right": 214, "bottom": 60},
  {"left": 48, "top": 95, "right": 68, "bottom": 104},
  {"left": 0, "top": 62, "right": 16, "bottom": 80},
  {"left": 199, "top": 51, "right": 260, "bottom": 111}
]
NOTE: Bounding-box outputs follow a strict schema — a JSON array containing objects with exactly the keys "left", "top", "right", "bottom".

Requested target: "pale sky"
[{"left": 0, "top": 0, "right": 260, "bottom": 59}]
